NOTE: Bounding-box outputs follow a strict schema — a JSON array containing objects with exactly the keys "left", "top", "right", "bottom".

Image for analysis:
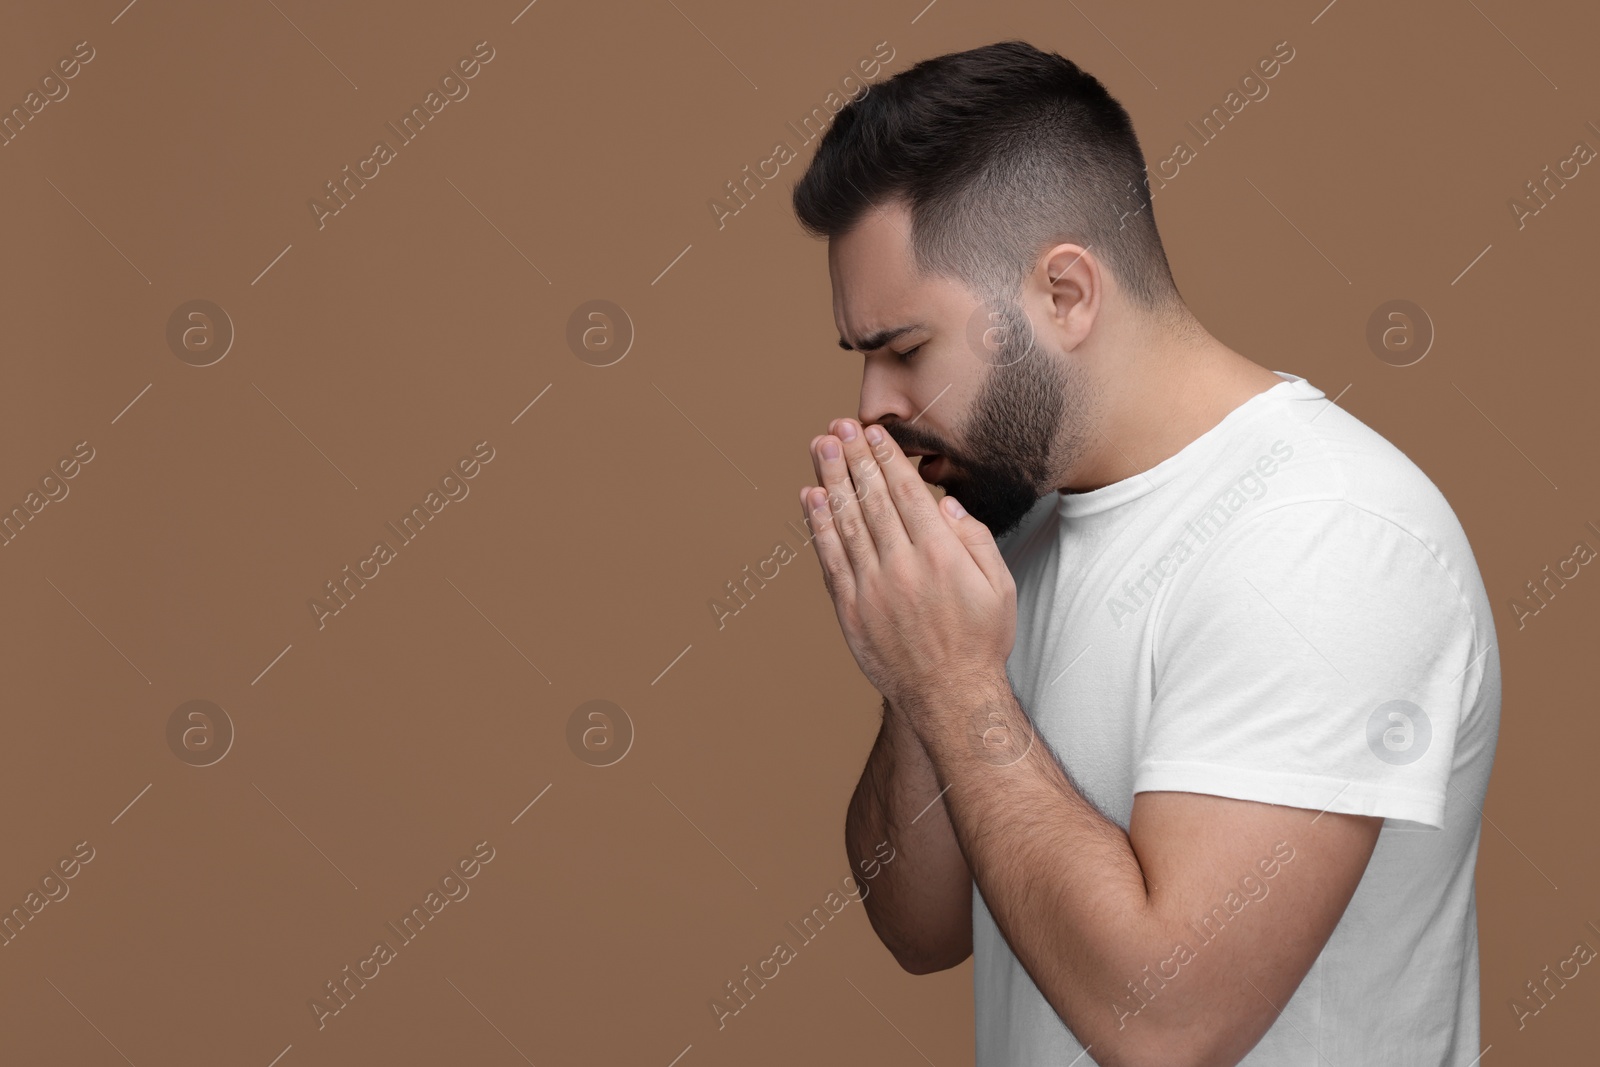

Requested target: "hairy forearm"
[
  {"left": 908, "top": 674, "right": 1187, "bottom": 1063},
  {"left": 845, "top": 695, "right": 973, "bottom": 973}
]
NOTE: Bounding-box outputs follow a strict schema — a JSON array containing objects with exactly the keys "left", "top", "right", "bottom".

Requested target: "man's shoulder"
[
  {"left": 1163, "top": 392, "right": 1499, "bottom": 679},
  {"left": 1204, "top": 386, "right": 1471, "bottom": 560}
]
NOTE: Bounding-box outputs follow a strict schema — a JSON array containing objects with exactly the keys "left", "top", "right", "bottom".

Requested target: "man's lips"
[{"left": 905, "top": 450, "right": 946, "bottom": 484}]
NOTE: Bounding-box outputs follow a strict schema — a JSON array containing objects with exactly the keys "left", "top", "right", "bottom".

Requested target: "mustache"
[{"left": 881, "top": 423, "right": 952, "bottom": 459}]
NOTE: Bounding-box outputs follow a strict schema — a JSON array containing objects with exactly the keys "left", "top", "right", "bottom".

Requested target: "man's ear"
[{"left": 1039, "top": 241, "right": 1099, "bottom": 349}]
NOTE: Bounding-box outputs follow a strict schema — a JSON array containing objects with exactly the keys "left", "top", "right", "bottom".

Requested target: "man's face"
[{"left": 827, "top": 201, "right": 1095, "bottom": 541}]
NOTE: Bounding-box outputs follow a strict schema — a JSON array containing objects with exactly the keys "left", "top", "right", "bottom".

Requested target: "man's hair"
[{"left": 792, "top": 40, "right": 1186, "bottom": 319}]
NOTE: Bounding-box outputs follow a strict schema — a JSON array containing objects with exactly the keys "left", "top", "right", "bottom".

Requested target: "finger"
[
  {"left": 802, "top": 484, "right": 857, "bottom": 601},
  {"left": 833, "top": 418, "right": 908, "bottom": 556},
  {"left": 939, "top": 495, "right": 1013, "bottom": 594},
  {"left": 807, "top": 434, "right": 826, "bottom": 487},
  {"left": 862, "top": 422, "right": 946, "bottom": 545},
  {"left": 813, "top": 431, "right": 878, "bottom": 573}
]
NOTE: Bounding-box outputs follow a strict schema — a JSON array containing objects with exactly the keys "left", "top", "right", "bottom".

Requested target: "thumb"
[{"left": 940, "top": 495, "right": 1011, "bottom": 593}]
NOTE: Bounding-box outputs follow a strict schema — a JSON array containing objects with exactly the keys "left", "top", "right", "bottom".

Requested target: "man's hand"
[{"left": 801, "top": 417, "right": 1017, "bottom": 713}]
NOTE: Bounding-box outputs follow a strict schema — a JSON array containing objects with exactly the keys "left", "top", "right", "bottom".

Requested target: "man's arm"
[
  {"left": 910, "top": 676, "right": 1382, "bottom": 1067},
  {"left": 800, "top": 420, "right": 1384, "bottom": 1067},
  {"left": 844, "top": 694, "right": 972, "bottom": 974},
  {"left": 807, "top": 431, "right": 975, "bottom": 974}
]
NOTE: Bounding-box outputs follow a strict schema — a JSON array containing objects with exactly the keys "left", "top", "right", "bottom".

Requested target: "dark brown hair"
[{"left": 792, "top": 40, "right": 1184, "bottom": 315}]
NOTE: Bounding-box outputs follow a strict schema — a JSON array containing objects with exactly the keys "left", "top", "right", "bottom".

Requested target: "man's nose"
[{"left": 857, "top": 364, "right": 912, "bottom": 431}]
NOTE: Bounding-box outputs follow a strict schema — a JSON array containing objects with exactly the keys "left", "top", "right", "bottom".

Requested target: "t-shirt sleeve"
[{"left": 1135, "top": 498, "right": 1482, "bottom": 831}]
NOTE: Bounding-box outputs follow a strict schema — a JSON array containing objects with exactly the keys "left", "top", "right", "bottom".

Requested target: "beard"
[{"left": 886, "top": 299, "right": 1097, "bottom": 542}]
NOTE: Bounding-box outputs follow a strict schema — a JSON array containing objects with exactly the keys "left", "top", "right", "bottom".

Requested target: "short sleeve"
[{"left": 1136, "top": 498, "right": 1481, "bottom": 831}]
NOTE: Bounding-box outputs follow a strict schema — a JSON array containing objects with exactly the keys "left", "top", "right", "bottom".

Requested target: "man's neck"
[{"left": 1059, "top": 332, "right": 1282, "bottom": 494}]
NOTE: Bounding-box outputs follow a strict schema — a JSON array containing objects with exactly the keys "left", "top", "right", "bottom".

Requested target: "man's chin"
[
  {"left": 939, "top": 474, "right": 1042, "bottom": 542},
  {"left": 972, "top": 510, "right": 1027, "bottom": 543}
]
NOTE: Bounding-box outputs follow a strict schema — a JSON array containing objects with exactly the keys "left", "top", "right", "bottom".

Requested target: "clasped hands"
[{"left": 801, "top": 418, "right": 1017, "bottom": 717}]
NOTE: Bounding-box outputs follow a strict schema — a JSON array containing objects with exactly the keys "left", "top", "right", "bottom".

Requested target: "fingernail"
[
  {"left": 865, "top": 425, "right": 884, "bottom": 445},
  {"left": 839, "top": 420, "right": 858, "bottom": 441},
  {"left": 821, "top": 438, "right": 840, "bottom": 459},
  {"left": 946, "top": 496, "right": 966, "bottom": 517}
]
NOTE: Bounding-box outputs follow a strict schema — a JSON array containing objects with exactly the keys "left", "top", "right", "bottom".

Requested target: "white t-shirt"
[{"left": 976, "top": 371, "right": 1501, "bottom": 1065}]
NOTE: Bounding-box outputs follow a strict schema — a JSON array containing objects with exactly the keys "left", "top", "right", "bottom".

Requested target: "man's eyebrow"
[{"left": 838, "top": 322, "right": 927, "bottom": 352}]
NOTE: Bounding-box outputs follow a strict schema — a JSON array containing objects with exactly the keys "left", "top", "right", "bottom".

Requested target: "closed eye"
[{"left": 897, "top": 343, "right": 925, "bottom": 361}]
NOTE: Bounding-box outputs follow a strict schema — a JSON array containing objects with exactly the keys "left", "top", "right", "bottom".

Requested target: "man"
[{"left": 790, "top": 40, "right": 1500, "bottom": 1067}]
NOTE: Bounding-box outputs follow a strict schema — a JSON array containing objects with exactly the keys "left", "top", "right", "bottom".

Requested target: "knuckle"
[
  {"left": 891, "top": 476, "right": 925, "bottom": 507},
  {"left": 839, "top": 520, "right": 872, "bottom": 555},
  {"left": 819, "top": 556, "right": 844, "bottom": 598},
  {"left": 822, "top": 558, "right": 852, "bottom": 596},
  {"left": 883, "top": 554, "right": 917, "bottom": 587}
]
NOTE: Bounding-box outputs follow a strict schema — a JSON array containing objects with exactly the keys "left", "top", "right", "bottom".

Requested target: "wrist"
[
  {"left": 902, "top": 669, "right": 1024, "bottom": 762},
  {"left": 899, "top": 666, "right": 1012, "bottom": 715}
]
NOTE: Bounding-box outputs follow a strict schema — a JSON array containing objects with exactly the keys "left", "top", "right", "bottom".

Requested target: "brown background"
[{"left": 1, "top": 0, "right": 1595, "bottom": 1063}]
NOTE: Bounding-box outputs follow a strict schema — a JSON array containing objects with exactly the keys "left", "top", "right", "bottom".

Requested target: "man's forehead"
[
  {"left": 832, "top": 273, "right": 927, "bottom": 348},
  {"left": 830, "top": 266, "right": 974, "bottom": 353},
  {"left": 827, "top": 200, "right": 918, "bottom": 320},
  {"left": 830, "top": 259, "right": 928, "bottom": 350}
]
